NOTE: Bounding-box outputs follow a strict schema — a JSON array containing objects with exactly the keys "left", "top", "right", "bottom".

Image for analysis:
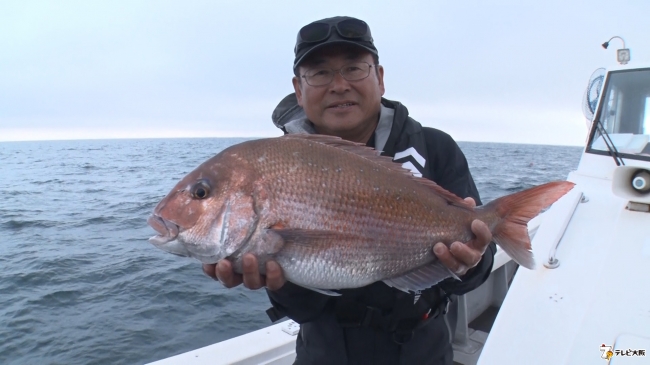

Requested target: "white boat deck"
[{"left": 148, "top": 320, "right": 298, "bottom": 365}]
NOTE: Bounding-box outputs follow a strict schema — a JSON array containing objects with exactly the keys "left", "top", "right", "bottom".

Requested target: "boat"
[
  {"left": 476, "top": 43, "right": 650, "bottom": 364},
  {"left": 147, "top": 40, "right": 650, "bottom": 365}
]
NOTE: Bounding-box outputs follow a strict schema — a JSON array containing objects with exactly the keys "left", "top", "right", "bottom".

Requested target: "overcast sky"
[{"left": 1, "top": 0, "right": 648, "bottom": 145}]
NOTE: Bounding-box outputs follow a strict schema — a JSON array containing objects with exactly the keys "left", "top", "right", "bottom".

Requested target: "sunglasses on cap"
[{"left": 296, "top": 18, "right": 373, "bottom": 47}]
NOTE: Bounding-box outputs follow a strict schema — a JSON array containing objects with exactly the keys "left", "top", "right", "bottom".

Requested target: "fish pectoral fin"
[{"left": 382, "top": 261, "right": 459, "bottom": 293}]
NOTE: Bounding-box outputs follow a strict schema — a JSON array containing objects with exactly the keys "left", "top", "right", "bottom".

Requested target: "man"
[{"left": 202, "top": 16, "right": 495, "bottom": 365}]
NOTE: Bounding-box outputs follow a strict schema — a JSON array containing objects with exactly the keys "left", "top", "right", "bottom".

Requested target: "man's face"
[{"left": 292, "top": 45, "right": 385, "bottom": 143}]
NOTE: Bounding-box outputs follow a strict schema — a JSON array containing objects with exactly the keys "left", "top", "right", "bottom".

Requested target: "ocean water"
[{"left": 0, "top": 138, "right": 583, "bottom": 365}]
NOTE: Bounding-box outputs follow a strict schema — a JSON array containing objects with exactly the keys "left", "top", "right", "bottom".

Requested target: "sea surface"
[{"left": 0, "top": 138, "right": 583, "bottom": 365}]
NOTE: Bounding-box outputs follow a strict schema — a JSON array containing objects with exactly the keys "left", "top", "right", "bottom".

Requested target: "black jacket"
[{"left": 267, "top": 94, "right": 496, "bottom": 365}]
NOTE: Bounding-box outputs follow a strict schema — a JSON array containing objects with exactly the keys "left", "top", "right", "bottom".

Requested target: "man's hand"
[
  {"left": 202, "top": 254, "right": 286, "bottom": 291},
  {"left": 433, "top": 197, "right": 492, "bottom": 276}
]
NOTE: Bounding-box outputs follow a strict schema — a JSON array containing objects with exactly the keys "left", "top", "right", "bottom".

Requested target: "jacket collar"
[{"left": 271, "top": 93, "right": 410, "bottom": 154}]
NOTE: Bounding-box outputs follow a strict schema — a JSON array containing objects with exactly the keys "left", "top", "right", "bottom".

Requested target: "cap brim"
[{"left": 293, "top": 40, "right": 378, "bottom": 71}]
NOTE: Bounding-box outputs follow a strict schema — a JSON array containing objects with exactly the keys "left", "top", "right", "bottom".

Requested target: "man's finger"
[
  {"left": 241, "top": 254, "right": 265, "bottom": 290},
  {"left": 203, "top": 263, "right": 218, "bottom": 280},
  {"left": 216, "top": 259, "right": 243, "bottom": 288},
  {"left": 463, "top": 197, "right": 477, "bottom": 208},
  {"left": 467, "top": 219, "right": 492, "bottom": 253},
  {"left": 448, "top": 241, "right": 482, "bottom": 269},
  {"left": 265, "top": 260, "right": 286, "bottom": 291},
  {"left": 434, "top": 242, "right": 466, "bottom": 275}
]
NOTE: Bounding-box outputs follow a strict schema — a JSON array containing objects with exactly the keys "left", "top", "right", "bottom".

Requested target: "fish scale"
[{"left": 148, "top": 134, "right": 575, "bottom": 293}]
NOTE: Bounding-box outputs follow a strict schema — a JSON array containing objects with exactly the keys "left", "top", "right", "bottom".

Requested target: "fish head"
[{"left": 148, "top": 156, "right": 258, "bottom": 264}]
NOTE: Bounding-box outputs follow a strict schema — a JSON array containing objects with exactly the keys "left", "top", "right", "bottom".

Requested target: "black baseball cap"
[{"left": 293, "top": 16, "right": 378, "bottom": 71}]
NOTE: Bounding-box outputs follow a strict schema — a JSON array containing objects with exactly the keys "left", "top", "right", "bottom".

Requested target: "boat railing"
[{"left": 543, "top": 191, "right": 585, "bottom": 269}]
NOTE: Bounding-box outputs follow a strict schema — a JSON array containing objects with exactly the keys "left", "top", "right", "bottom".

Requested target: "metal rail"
[{"left": 544, "top": 192, "right": 586, "bottom": 269}]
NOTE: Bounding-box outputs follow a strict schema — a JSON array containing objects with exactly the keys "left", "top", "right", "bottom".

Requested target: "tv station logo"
[{"left": 600, "top": 344, "right": 646, "bottom": 361}]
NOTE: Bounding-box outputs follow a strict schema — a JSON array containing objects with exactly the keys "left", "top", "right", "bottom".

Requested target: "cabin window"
[{"left": 589, "top": 68, "right": 650, "bottom": 158}]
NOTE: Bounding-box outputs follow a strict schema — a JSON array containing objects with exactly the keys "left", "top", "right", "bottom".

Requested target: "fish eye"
[{"left": 191, "top": 179, "right": 211, "bottom": 199}]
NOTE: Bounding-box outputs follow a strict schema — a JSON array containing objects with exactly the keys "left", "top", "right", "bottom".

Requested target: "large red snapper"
[{"left": 147, "top": 134, "right": 574, "bottom": 293}]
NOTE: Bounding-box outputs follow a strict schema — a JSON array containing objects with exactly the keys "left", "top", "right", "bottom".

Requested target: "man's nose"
[{"left": 328, "top": 71, "right": 351, "bottom": 92}]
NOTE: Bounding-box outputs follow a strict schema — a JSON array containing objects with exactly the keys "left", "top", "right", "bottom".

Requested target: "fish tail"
[{"left": 478, "top": 181, "right": 575, "bottom": 269}]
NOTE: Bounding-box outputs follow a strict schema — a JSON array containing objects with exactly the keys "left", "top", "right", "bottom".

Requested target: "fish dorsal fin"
[
  {"left": 282, "top": 134, "right": 473, "bottom": 209},
  {"left": 382, "top": 261, "right": 460, "bottom": 293}
]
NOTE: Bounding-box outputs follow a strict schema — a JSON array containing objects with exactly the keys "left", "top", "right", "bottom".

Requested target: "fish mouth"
[{"left": 147, "top": 214, "right": 180, "bottom": 245}]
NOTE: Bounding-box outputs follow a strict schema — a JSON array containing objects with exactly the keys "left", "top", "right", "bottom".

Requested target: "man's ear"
[
  {"left": 376, "top": 64, "right": 385, "bottom": 97},
  {"left": 292, "top": 76, "right": 303, "bottom": 107}
]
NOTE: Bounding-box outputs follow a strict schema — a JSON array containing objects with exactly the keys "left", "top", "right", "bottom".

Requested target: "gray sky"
[{"left": 1, "top": 0, "right": 648, "bottom": 145}]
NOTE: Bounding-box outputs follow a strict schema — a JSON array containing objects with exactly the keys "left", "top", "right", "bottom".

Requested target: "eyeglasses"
[
  {"left": 301, "top": 62, "right": 374, "bottom": 86},
  {"left": 296, "top": 18, "right": 373, "bottom": 52}
]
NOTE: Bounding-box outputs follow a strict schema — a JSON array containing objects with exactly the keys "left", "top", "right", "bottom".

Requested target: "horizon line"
[{"left": 0, "top": 135, "right": 585, "bottom": 148}]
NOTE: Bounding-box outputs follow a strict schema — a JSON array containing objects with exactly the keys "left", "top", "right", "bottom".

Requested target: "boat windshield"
[{"left": 589, "top": 68, "right": 650, "bottom": 160}]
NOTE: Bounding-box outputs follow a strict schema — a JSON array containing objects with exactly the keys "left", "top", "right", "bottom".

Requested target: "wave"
[
  {"left": 30, "top": 179, "right": 65, "bottom": 185},
  {"left": 81, "top": 188, "right": 106, "bottom": 193},
  {"left": 1, "top": 219, "right": 59, "bottom": 230},
  {"left": 40, "top": 290, "right": 84, "bottom": 303},
  {"left": 78, "top": 216, "right": 118, "bottom": 226}
]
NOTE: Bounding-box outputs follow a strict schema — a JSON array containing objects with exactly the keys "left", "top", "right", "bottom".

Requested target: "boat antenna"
[{"left": 602, "top": 36, "right": 630, "bottom": 65}]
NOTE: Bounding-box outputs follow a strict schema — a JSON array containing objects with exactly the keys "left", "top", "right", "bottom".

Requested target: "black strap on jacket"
[
  {"left": 334, "top": 287, "right": 450, "bottom": 344},
  {"left": 266, "top": 306, "right": 286, "bottom": 323}
]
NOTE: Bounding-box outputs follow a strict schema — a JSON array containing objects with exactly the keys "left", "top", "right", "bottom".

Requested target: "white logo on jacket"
[{"left": 393, "top": 147, "right": 425, "bottom": 177}]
